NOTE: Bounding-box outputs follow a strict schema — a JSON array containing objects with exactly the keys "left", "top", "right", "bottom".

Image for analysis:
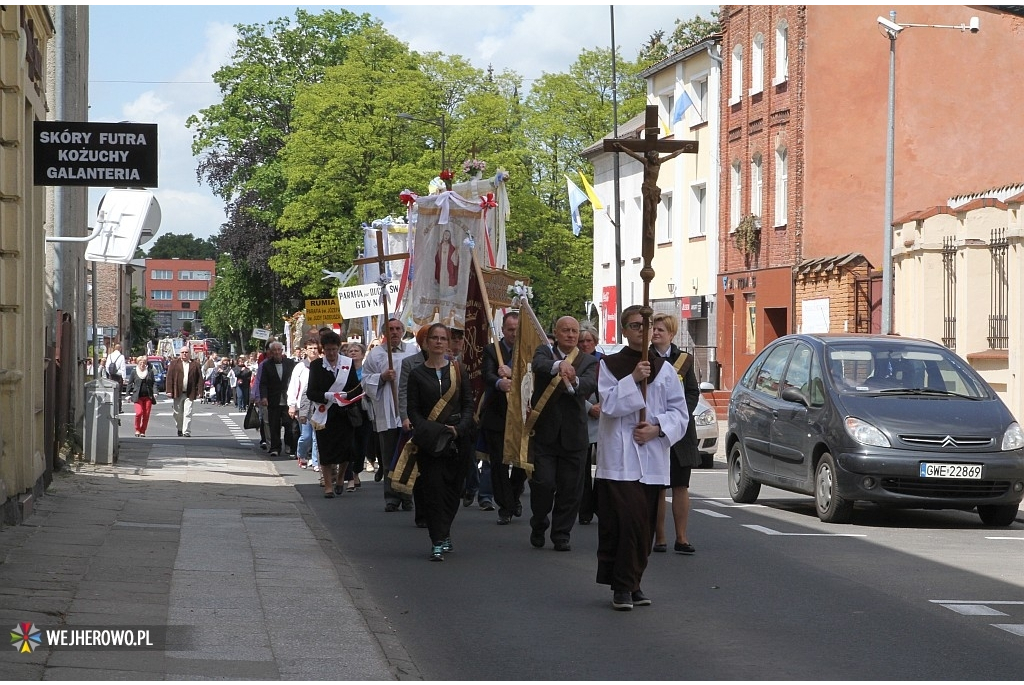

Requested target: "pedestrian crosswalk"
[
  {"left": 932, "top": 600, "right": 1024, "bottom": 639},
  {"left": 218, "top": 414, "right": 255, "bottom": 449}
]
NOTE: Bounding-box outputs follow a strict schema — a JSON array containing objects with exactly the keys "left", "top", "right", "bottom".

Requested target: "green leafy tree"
[
  {"left": 637, "top": 13, "right": 722, "bottom": 67},
  {"left": 199, "top": 256, "right": 267, "bottom": 353},
  {"left": 128, "top": 287, "right": 156, "bottom": 356},
  {"left": 187, "top": 9, "right": 379, "bottom": 316},
  {"left": 144, "top": 233, "right": 218, "bottom": 259}
]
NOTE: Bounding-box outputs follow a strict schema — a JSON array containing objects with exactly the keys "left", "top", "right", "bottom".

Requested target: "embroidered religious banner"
[{"left": 405, "top": 191, "right": 487, "bottom": 329}]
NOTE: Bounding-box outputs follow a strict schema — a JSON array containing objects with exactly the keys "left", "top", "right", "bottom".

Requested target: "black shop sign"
[{"left": 33, "top": 121, "right": 158, "bottom": 187}]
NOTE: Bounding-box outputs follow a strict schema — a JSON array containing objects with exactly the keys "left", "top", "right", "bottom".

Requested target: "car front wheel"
[
  {"left": 814, "top": 452, "right": 853, "bottom": 523},
  {"left": 728, "top": 443, "right": 760, "bottom": 503},
  {"left": 977, "top": 504, "right": 1018, "bottom": 527}
]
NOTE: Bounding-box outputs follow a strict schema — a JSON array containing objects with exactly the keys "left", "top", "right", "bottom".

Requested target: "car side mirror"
[
  {"left": 780, "top": 387, "right": 808, "bottom": 406},
  {"left": 699, "top": 382, "right": 715, "bottom": 393}
]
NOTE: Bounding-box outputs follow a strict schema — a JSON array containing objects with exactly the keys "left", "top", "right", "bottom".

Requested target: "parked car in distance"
[
  {"left": 121, "top": 364, "right": 135, "bottom": 396},
  {"left": 596, "top": 343, "right": 718, "bottom": 467},
  {"left": 147, "top": 357, "right": 166, "bottom": 392},
  {"left": 726, "top": 334, "right": 1024, "bottom": 526}
]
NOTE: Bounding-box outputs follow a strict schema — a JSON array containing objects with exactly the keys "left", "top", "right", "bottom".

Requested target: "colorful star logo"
[{"left": 11, "top": 622, "right": 41, "bottom": 653}]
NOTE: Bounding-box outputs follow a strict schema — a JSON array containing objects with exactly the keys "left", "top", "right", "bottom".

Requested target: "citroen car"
[{"left": 726, "top": 334, "right": 1024, "bottom": 525}]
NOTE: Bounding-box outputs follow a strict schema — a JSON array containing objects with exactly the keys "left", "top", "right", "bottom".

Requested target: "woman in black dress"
[
  {"left": 305, "top": 330, "right": 360, "bottom": 498},
  {"left": 406, "top": 323, "right": 474, "bottom": 561}
]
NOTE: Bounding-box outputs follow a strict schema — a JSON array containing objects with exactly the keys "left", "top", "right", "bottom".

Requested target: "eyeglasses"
[{"left": 625, "top": 322, "right": 645, "bottom": 331}]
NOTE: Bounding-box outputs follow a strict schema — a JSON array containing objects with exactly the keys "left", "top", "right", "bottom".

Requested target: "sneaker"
[
  {"left": 553, "top": 540, "right": 571, "bottom": 552},
  {"left": 183, "top": 432, "right": 191, "bottom": 437},
  {"left": 479, "top": 500, "right": 495, "bottom": 511},
  {"left": 497, "top": 515, "right": 512, "bottom": 525},
  {"left": 269, "top": 450, "right": 279, "bottom": 457},
  {"left": 313, "top": 465, "right": 321, "bottom": 472},
  {"left": 462, "top": 493, "right": 475, "bottom": 508},
  {"left": 674, "top": 542, "right": 696, "bottom": 555},
  {"left": 442, "top": 537, "right": 453, "bottom": 553},
  {"left": 429, "top": 544, "right": 444, "bottom": 562},
  {"left": 178, "top": 430, "right": 183, "bottom": 437},
  {"left": 612, "top": 591, "right": 633, "bottom": 611},
  {"left": 631, "top": 589, "right": 652, "bottom": 606},
  {"left": 401, "top": 500, "right": 414, "bottom": 512},
  {"left": 385, "top": 503, "right": 398, "bottom": 513},
  {"left": 530, "top": 531, "right": 545, "bottom": 548}
]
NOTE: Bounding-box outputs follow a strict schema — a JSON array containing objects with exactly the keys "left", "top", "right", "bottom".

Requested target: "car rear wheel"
[
  {"left": 815, "top": 452, "right": 853, "bottom": 523},
  {"left": 728, "top": 443, "right": 760, "bottom": 503},
  {"left": 977, "top": 504, "right": 1018, "bottom": 527}
]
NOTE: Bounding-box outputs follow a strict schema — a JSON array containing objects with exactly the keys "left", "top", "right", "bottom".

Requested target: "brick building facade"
[{"left": 144, "top": 258, "right": 215, "bottom": 338}]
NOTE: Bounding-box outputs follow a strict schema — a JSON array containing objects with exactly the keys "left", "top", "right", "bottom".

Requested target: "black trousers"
[
  {"left": 378, "top": 428, "right": 412, "bottom": 505},
  {"left": 486, "top": 428, "right": 526, "bottom": 518},
  {"left": 266, "top": 403, "right": 297, "bottom": 453},
  {"left": 595, "top": 479, "right": 661, "bottom": 593},
  {"left": 528, "top": 439, "right": 586, "bottom": 544}
]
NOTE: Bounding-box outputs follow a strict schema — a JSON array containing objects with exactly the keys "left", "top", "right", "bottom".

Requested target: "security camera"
[
  {"left": 877, "top": 16, "right": 904, "bottom": 35},
  {"left": 968, "top": 16, "right": 980, "bottom": 33}
]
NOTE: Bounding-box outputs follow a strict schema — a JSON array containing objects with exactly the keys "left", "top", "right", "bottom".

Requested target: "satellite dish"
[{"left": 84, "top": 189, "right": 162, "bottom": 264}]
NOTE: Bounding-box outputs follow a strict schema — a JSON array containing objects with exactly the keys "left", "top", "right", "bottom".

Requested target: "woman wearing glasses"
[{"left": 405, "top": 323, "right": 474, "bottom": 561}]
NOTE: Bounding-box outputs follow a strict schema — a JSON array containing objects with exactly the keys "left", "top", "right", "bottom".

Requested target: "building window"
[
  {"left": 660, "top": 92, "right": 674, "bottom": 130},
  {"left": 178, "top": 311, "right": 196, "bottom": 321},
  {"left": 750, "top": 33, "right": 764, "bottom": 95},
  {"left": 657, "top": 193, "right": 673, "bottom": 242},
  {"left": 730, "top": 44, "right": 743, "bottom": 105},
  {"left": 774, "top": 21, "right": 789, "bottom": 85},
  {"left": 774, "top": 146, "right": 788, "bottom": 226},
  {"left": 750, "top": 154, "right": 763, "bottom": 218},
  {"left": 745, "top": 293, "right": 757, "bottom": 354},
  {"left": 730, "top": 161, "right": 742, "bottom": 230},
  {"left": 988, "top": 228, "right": 1008, "bottom": 349},
  {"left": 690, "top": 182, "right": 707, "bottom": 238},
  {"left": 151, "top": 269, "right": 172, "bottom": 280},
  {"left": 178, "top": 270, "right": 212, "bottom": 281},
  {"left": 694, "top": 77, "right": 708, "bottom": 122},
  {"left": 151, "top": 290, "right": 172, "bottom": 300},
  {"left": 942, "top": 236, "right": 956, "bottom": 349},
  {"left": 178, "top": 290, "right": 209, "bottom": 301}
]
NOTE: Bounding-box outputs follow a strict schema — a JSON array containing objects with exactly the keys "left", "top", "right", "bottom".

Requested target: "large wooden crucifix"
[
  {"left": 603, "top": 104, "right": 698, "bottom": 415},
  {"left": 352, "top": 228, "right": 409, "bottom": 409}
]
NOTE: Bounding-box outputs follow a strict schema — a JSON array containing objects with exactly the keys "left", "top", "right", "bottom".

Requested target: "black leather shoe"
[
  {"left": 374, "top": 469, "right": 384, "bottom": 482},
  {"left": 553, "top": 540, "right": 571, "bottom": 552},
  {"left": 631, "top": 589, "right": 652, "bottom": 606},
  {"left": 612, "top": 591, "right": 633, "bottom": 611},
  {"left": 579, "top": 517, "right": 592, "bottom": 525},
  {"left": 530, "top": 531, "right": 545, "bottom": 548},
  {"left": 497, "top": 515, "right": 511, "bottom": 525},
  {"left": 513, "top": 501, "right": 523, "bottom": 517}
]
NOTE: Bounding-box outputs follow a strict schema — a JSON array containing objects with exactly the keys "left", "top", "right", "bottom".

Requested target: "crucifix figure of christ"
[
  {"left": 353, "top": 228, "right": 410, "bottom": 409},
  {"left": 603, "top": 104, "right": 698, "bottom": 416}
]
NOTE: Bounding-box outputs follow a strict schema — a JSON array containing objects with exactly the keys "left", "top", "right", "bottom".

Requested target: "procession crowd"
[{"left": 112, "top": 307, "right": 700, "bottom": 611}]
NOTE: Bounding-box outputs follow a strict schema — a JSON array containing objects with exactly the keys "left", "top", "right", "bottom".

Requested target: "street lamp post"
[
  {"left": 397, "top": 112, "right": 447, "bottom": 175},
  {"left": 877, "top": 11, "right": 979, "bottom": 335}
]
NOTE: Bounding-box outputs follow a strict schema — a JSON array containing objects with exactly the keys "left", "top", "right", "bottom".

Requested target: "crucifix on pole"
[
  {"left": 603, "top": 104, "right": 698, "bottom": 416},
  {"left": 352, "top": 228, "right": 409, "bottom": 409}
]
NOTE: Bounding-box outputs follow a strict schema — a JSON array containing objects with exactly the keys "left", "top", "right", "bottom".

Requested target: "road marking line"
[
  {"left": 930, "top": 600, "right": 1024, "bottom": 605},
  {"left": 743, "top": 524, "right": 866, "bottom": 537},
  {"left": 985, "top": 536, "right": 1024, "bottom": 540},
  {"left": 694, "top": 509, "right": 731, "bottom": 518},
  {"left": 703, "top": 500, "right": 765, "bottom": 508},
  {"left": 937, "top": 604, "right": 1009, "bottom": 616},
  {"left": 992, "top": 624, "right": 1024, "bottom": 637}
]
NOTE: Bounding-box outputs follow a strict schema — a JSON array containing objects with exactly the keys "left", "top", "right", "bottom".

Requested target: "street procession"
[{"left": 6, "top": 4, "right": 1024, "bottom": 681}]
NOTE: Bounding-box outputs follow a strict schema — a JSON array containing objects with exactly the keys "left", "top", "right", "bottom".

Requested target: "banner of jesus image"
[{"left": 405, "top": 192, "right": 486, "bottom": 330}]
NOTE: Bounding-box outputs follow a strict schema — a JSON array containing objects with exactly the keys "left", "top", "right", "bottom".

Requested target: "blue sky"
[{"left": 87, "top": 4, "right": 715, "bottom": 243}]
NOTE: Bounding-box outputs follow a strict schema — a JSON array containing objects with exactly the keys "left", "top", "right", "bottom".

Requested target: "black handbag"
[{"left": 243, "top": 402, "right": 260, "bottom": 430}]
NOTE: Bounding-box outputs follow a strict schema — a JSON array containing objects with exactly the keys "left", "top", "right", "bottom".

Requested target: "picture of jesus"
[{"left": 434, "top": 229, "right": 459, "bottom": 288}]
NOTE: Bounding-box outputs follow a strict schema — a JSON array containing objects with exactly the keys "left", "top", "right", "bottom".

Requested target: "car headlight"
[
  {"left": 844, "top": 417, "right": 890, "bottom": 447},
  {"left": 695, "top": 409, "right": 716, "bottom": 427},
  {"left": 1001, "top": 422, "right": 1024, "bottom": 451}
]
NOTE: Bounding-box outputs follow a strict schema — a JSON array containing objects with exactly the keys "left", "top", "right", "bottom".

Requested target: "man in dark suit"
[
  {"left": 527, "top": 316, "right": 598, "bottom": 551},
  {"left": 258, "top": 341, "right": 298, "bottom": 457},
  {"left": 482, "top": 312, "right": 525, "bottom": 525}
]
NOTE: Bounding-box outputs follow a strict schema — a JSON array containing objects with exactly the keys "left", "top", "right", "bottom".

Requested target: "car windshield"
[{"left": 825, "top": 341, "right": 988, "bottom": 399}]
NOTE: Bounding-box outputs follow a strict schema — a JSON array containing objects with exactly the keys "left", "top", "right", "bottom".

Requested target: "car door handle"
[{"left": 772, "top": 409, "right": 779, "bottom": 418}]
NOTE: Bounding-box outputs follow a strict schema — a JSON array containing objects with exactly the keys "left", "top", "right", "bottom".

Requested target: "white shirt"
[
  {"left": 287, "top": 359, "right": 311, "bottom": 411},
  {"left": 595, "top": 356, "right": 688, "bottom": 485},
  {"left": 363, "top": 341, "right": 419, "bottom": 432}
]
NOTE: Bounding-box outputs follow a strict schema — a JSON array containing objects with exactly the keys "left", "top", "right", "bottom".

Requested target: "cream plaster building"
[{"left": 893, "top": 184, "right": 1024, "bottom": 420}]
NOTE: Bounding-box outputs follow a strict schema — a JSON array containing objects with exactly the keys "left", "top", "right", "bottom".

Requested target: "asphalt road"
[{"left": 142, "top": 404, "right": 1024, "bottom": 679}]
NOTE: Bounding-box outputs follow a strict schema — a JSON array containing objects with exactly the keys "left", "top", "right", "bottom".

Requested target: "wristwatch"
[{"left": 658, "top": 429, "right": 666, "bottom": 438}]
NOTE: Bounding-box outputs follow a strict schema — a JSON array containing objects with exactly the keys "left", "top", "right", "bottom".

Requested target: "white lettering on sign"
[{"left": 46, "top": 167, "right": 142, "bottom": 181}]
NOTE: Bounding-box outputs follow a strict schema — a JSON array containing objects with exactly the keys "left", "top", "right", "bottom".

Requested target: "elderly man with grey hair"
[{"left": 257, "top": 341, "right": 298, "bottom": 457}]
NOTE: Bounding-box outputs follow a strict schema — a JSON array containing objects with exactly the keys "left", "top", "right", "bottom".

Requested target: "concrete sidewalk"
[{"left": 0, "top": 434, "right": 417, "bottom": 680}]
